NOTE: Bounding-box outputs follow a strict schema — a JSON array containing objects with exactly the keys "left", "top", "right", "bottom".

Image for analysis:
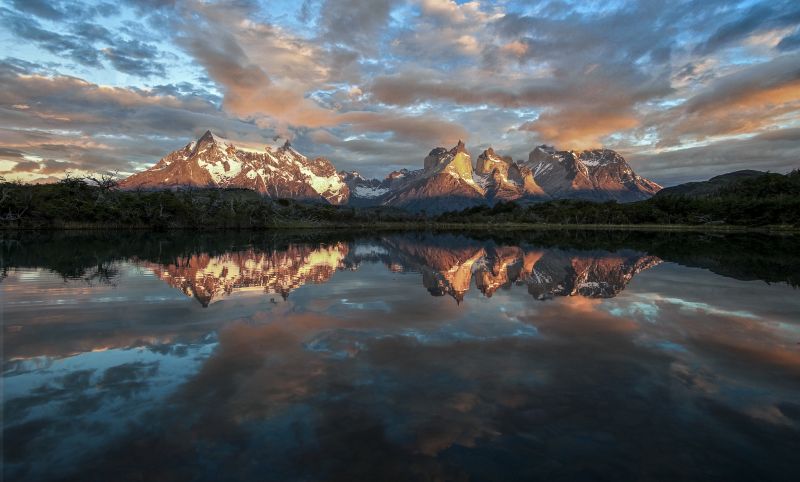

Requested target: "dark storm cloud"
[
  {"left": 0, "top": 62, "right": 219, "bottom": 135},
  {"left": 298, "top": 0, "right": 319, "bottom": 23},
  {"left": 10, "top": 0, "right": 120, "bottom": 20}
]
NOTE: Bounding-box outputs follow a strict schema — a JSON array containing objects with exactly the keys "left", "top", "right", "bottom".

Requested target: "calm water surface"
[{"left": 2, "top": 230, "right": 799, "bottom": 481}]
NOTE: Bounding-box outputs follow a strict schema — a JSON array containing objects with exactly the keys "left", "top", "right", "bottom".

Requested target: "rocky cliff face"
[
  {"left": 525, "top": 145, "right": 661, "bottom": 201},
  {"left": 120, "top": 131, "right": 349, "bottom": 204},
  {"left": 380, "top": 140, "right": 487, "bottom": 213},
  {"left": 475, "top": 148, "right": 546, "bottom": 202}
]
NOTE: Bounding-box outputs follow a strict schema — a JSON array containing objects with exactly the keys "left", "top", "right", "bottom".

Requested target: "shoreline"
[{"left": 2, "top": 222, "right": 799, "bottom": 233}]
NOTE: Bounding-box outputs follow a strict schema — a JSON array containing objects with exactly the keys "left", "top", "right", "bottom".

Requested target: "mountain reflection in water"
[
  {"left": 2, "top": 230, "right": 799, "bottom": 482},
  {"left": 136, "top": 234, "right": 661, "bottom": 306}
]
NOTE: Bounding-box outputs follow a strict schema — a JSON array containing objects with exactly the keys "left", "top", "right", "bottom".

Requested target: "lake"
[{"left": 2, "top": 230, "right": 799, "bottom": 481}]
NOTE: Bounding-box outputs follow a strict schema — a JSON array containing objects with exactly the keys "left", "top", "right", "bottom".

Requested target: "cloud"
[
  {"left": 777, "top": 30, "right": 800, "bottom": 51},
  {"left": 647, "top": 53, "right": 800, "bottom": 147},
  {"left": 0, "top": 61, "right": 269, "bottom": 177},
  {"left": 696, "top": 2, "right": 800, "bottom": 54},
  {"left": 319, "top": 0, "right": 399, "bottom": 53},
  {"left": 9, "top": 0, "right": 63, "bottom": 20},
  {"left": 1, "top": 8, "right": 102, "bottom": 66},
  {"left": 369, "top": 64, "right": 672, "bottom": 147},
  {"left": 630, "top": 127, "right": 800, "bottom": 186},
  {"left": 102, "top": 39, "right": 166, "bottom": 78},
  {"left": 9, "top": 160, "right": 40, "bottom": 172}
]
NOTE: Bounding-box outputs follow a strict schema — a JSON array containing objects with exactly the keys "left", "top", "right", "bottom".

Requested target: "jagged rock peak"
[
  {"left": 579, "top": 148, "right": 626, "bottom": 167},
  {"left": 476, "top": 147, "right": 512, "bottom": 175},
  {"left": 428, "top": 147, "right": 448, "bottom": 157},
  {"left": 450, "top": 139, "right": 467, "bottom": 155},
  {"left": 385, "top": 168, "right": 410, "bottom": 180},
  {"left": 424, "top": 147, "right": 451, "bottom": 171},
  {"left": 478, "top": 147, "right": 507, "bottom": 161},
  {"left": 195, "top": 130, "right": 226, "bottom": 149}
]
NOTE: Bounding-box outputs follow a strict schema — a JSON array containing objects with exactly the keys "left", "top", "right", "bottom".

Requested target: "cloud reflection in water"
[{"left": 2, "top": 232, "right": 799, "bottom": 481}]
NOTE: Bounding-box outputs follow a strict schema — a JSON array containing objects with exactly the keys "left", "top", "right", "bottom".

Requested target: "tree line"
[{"left": 1, "top": 170, "right": 798, "bottom": 229}]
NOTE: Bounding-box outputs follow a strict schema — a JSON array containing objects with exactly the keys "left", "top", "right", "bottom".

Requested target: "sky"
[{"left": 0, "top": 0, "right": 798, "bottom": 186}]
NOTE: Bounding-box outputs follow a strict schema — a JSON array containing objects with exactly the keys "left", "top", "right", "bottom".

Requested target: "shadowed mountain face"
[
  {"left": 525, "top": 145, "right": 662, "bottom": 201},
  {"left": 3, "top": 230, "right": 799, "bottom": 482}
]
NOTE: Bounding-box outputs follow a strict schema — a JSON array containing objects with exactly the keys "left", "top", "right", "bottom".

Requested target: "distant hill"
[{"left": 656, "top": 170, "right": 767, "bottom": 197}]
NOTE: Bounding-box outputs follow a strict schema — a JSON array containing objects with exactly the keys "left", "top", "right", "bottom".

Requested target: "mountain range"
[{"left": 121, "top": 131, "right": 662, "bottom": 212}]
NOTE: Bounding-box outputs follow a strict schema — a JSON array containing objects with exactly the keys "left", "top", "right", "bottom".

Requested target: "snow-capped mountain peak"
[
  {"left": 524, "top": 145, "right": 661, "bottom": 201},
  {"left": 121, "top": 131, "right": 349, "bottom": 204}
]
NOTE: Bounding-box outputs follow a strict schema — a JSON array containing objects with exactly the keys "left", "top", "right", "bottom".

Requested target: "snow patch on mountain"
[{"left": 354, "top": 185, "right": 389, "bottom": 198}]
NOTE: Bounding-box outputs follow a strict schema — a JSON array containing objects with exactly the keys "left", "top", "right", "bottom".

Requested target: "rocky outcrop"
[{"left": 475, "top": 148, "right": 546, "bottom": 202}]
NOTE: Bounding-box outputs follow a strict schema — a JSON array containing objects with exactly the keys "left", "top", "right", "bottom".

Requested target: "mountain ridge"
[{"left": 121, "top": 131, "right": 662, "bottom": 212}]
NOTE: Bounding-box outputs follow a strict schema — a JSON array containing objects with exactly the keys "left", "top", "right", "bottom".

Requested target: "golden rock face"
[{"left": 445, "top": 151, "right": 475, "bottom": 181}]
